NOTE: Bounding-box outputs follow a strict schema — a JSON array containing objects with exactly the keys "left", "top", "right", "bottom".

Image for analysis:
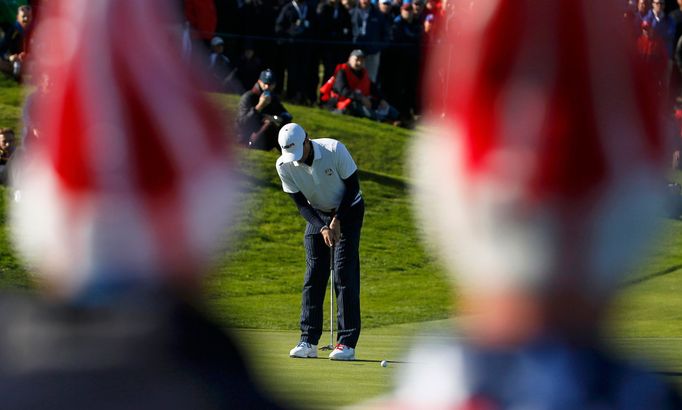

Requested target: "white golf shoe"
[
  {"left": 329, "top": 344, "right": 355, "bottom": 361},
  {"left": 289, "top": 341, "right": 318, "bottom": 358}
]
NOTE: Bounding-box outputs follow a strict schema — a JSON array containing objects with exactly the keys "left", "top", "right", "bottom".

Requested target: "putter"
[{"left": 320, "top": 245, "right": 335, "bottom": 351}]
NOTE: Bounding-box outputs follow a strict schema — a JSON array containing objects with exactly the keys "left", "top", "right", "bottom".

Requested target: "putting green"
[
  {"left": 231, "top": 320, "right": 682, "bottom": 409},
  {"left": 230, "top": 320, "right": 456, "bottom": 409}
]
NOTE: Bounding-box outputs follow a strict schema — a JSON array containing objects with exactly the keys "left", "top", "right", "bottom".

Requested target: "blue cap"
[{"left": 259, "top": 69, "right": 276, "bottom": 85}]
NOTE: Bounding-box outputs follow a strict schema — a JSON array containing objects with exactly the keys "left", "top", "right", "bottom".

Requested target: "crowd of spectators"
[
  {"left": 9, "top": 1, "right": 682, "bottom": 148},
  {"left": 178, "top": 0, "right": 448, "bottom": 126},
  {"left": 627, "top": 0, "right": 682, "bottom": 168}
]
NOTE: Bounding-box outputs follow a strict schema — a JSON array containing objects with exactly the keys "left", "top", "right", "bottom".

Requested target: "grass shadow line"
[
  {"left": 358, "top": 170, "right": 407, "bottom": 191},
  {"left": 621, "top": 264, "right": 682, "bottom": 288}
]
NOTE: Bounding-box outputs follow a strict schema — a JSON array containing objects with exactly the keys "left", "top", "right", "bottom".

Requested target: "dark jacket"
[
  {"left": 349, "top": 4, "right": 391, "bottom": 54},
  {"left": 0, "top": 21, "right": 28, "bottom": 60},
  {"left": 237, "top": 85, "right": 290, "bottom": 136},
  {"left": 316, "top": 2, "right": 352, "bottom": 43},
  {"left": 275, "top": 0, "right": 316, "bottom": 39},
  {"left": 0, "top": 290, "right": 285, "bottom": 410}
]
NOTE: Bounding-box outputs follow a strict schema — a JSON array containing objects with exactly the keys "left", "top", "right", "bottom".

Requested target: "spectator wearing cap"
[
  {"left": 380, "top": 2, "right": 422, "bottom": 123},
  {"left": 349, "top": 0, "right": 391, "bottom": 82},
  {"left": 378, "top": 0, "right": 397, "bottom": 20},
  {"left": 276, "top": 0, "right": 318, "bottom": 105},
  {"left": 208, "top": 36, "right": 239, "bottom": 93},
  {"left": 320, "top": 49, "right": 399, "bottom": 122},
  {"left": 317, "top": 0, "right": 353, "bottom": 82},
  {"left": 237, "top": 69, "right": 293, "bottom": 150},
  {"left": 0, "top": 5, "right": 32, "bottom": 81}
]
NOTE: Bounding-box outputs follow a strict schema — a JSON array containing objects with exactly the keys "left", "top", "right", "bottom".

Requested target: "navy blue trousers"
[{"left": 299, "top": 200, "right": 364, "bottom": 348}]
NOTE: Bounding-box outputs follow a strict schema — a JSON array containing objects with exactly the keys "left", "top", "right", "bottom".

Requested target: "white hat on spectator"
[{"left": 211, "top": 36, "right": 224, "bottom": 47}]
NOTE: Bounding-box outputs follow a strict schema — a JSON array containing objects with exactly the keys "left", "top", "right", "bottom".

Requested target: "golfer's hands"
[
  {"left": 321, "top": 227, "right": 335, "bottom": 247},
  {"left": 330, "top": 217, "right": 341, "bottom": 243}
]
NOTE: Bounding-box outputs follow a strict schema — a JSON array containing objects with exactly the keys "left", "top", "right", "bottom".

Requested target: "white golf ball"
[{"left": 380, "top": 360, "right": 388, "bottom": 367}]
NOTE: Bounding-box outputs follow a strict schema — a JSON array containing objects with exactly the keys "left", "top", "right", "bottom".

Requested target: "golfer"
[{"left": 276, "top": 123, "right": 364, "bottom": 361}]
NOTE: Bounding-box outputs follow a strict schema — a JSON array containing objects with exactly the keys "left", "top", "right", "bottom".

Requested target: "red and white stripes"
[
  {"left": 12, "top": 0, "right": 234, "bottom": 296},
  {"left": 413, "top": 0, "right": 666, "bottom": 294}
]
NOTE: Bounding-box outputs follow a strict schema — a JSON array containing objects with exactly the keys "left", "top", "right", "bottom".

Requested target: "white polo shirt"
[{"left": 276, "top": 138, "right": 358, "bottom": 212}]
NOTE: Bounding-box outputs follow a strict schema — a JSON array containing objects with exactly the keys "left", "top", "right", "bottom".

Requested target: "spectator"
[
  {"left": 0, "top": 5, "right": 31, "bottom": 81},
  {"left": 378, "top": 0, "right": 396, "bottom": 20},
  {"left": 341, "top": 0, "right": 356, "bottom": 11},
  {"left": 411, "top": 0, "right": 426, "bottom": 22},
  {"left": 275, "top": 0, "right": 318, "bottom": 105},
  {"left": 317, "top": 0, "right": 353, "bottom": 81},
  {"left": 237, "top": 69, "right": 293, "bottom": 150},
  {"left": 645, "top": 0, "right": 675, "bottom": 53},
  {"left": 207, "top": 36, "right": 239, "bottom": 93},
  {"left": 383, "top": 3, "right": 422, "bottom": 123},
  {"left": 638, "top": 21, "right": 670, "bottom": 98},
  {"left": 235, "top": 0, "right": 281, "bottom": 93},
  {"left": 0, "top": 128, "right": 16, "bottom": 184},
  {"left": 320, "top": 49, "right": 399, "bottom": 122},
  {"left": 235, "top": 42, "right": 266, "bottom": 92},
  {"left": 350, "top": 0, "right": 391, "bottom": 82}
]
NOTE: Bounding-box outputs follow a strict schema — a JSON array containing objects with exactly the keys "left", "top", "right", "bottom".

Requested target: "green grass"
[{"left": 5, "top": 79, "right": 682, "bottom": 407}]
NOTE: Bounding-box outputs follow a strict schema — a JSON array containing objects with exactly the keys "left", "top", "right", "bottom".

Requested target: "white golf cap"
[
  {"left": 278, "top": 123, "right": 306, "bottom": 163},
  {"left": 210, "top": 36, "right": 224, "bottom": 46}
]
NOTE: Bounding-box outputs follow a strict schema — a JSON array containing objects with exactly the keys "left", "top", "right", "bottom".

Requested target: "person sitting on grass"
[{"left": 320, "top": 49, "right": 400, "bottom": 124}]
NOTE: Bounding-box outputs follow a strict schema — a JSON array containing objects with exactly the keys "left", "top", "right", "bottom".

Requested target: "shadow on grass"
[
  {"left": 358, "top": 170, "right": 407, "bottom": 191},
  {"left": 235, "top": 171, "right": 280, "bottom": 191},
  {"left": 621, "top": 264, "right": 682, "bottom": 288}
]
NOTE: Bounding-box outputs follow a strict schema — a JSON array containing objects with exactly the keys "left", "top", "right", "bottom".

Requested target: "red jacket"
[{"left": 319, "top": 63, "right": 371, "bottom": 110}]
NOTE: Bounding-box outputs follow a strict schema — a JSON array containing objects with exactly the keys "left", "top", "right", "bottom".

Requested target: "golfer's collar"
[{"left": 293, "top": 140, "right": 321, "bottom": 166}]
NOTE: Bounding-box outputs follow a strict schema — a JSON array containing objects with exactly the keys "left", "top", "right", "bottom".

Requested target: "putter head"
[{"left": 320, "top": 344, "right": 335, "bottom": 351}]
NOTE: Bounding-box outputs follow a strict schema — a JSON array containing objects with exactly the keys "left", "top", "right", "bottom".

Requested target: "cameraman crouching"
[{"left": 237, "top": 69, "right": 293, "bottom": 151}]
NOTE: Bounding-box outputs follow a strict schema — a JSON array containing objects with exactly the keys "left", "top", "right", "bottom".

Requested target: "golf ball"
[{"left": 380, "top": 360, "right": 388, "bottom": 367}]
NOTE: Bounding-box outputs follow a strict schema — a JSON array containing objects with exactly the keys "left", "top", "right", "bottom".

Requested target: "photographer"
[{"left": 237, "top": 69, "right": 292, "bottom": 150}]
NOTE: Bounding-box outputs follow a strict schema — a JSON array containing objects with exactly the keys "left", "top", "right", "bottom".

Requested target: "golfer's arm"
[
  {"left": 289, "top": 192, "right": 327, "bottom": 232},
  {"left": 335, "top": 170, "right": 360, "bottom": 222}
]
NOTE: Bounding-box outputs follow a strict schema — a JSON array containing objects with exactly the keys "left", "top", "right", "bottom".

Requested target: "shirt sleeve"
[
  {"left": 334, "top": 141, "right": 358, "bottom": 179},
  {"left": 276, "top": 163, "right": 300, "bottom": 194}
]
